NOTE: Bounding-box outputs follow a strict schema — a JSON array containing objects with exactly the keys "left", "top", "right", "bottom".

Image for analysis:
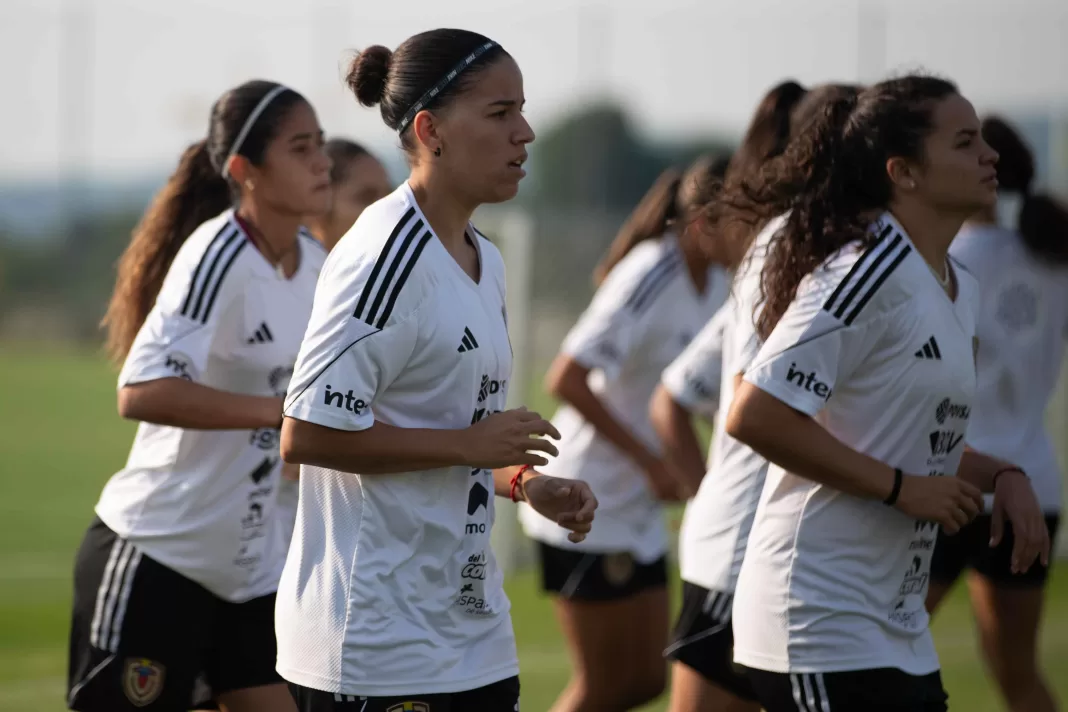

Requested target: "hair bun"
[{"left": 347, "top": 46, "right": 392, "bottom": 108}]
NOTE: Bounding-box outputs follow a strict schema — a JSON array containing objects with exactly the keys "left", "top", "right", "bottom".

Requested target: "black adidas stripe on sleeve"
[
  {"left": 179, "top": 225, "right": 247, "bottom": 324},
  {"left": 352, "top": 207, "right": 433, "bottom": 329},
  {"left": 623, "top": 251, "right": 682, "bottom": 315},
  {"left": 822, "top": 226, "right": 910, "bottom": 326}
]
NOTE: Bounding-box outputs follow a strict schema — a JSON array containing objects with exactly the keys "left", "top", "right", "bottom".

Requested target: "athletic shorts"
[
  {"left": 744, "top": 667, "right": 947, "bottom": 712},
  {"left": 288, "top": 676, "right": 520, "bottom": 712},
  {"left": 67, "top": 517, "right": 282, "bottom": 711},
  {"left": 664, "top": 581, "right": 755, "bottom": 701},
  {"left": 929, "top": 514, "right": 1059, "bottom": 587},
  {"left": 536, "top": 542, "right": 668, "bottom": 601}
]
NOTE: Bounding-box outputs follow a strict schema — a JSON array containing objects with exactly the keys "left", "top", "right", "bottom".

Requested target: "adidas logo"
[
  {"left": 914, "top": 335, "right": 941, "bottom": 360},
  {"left": 247, "top": 322, "right": 274, "bottom": 344},
  {"left": 457, "top": 326, "right": 480, "bottom": 353}
]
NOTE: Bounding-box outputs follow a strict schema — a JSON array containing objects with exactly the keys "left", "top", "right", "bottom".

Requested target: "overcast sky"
[{"left": 1, "top": 0, "right": 1066, "bottom": 180}]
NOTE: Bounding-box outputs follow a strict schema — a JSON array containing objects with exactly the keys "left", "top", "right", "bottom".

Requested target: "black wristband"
[
  {"left": 884, "top": 468, "right": 903, "bottom": 506},
  {"left": 992, "top": 466, "right": 1026, "bottom": 488}
]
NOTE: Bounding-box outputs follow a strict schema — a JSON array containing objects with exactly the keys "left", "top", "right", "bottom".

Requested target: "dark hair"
[
  {"left": 592, "top": 155, "right": 730, "bottom": 286},
  {"left": 346, "top": 29, "right": 507, "bottom": 153},
  {"left": 721, "top": 75, "right": 958, "bottom": 339},
  {"left": 701, "top": 81, "right": 839, "bottom": 271},
  {"left": 325, "top": 138, "right": 371, "bottom": 185},
  {"left": 101, "top": 80, "right": 307, "bottom": 364},
  {"left": 726, "top": 80, "right": 809, "bottom": 181},
  {"left": 981, "top": 116, "right": 1068, "bottom": 264}
]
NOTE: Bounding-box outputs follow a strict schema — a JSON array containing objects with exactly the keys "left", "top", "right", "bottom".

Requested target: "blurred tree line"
[{"left": 0, "top": 102, "right": 732, "bottom": 347}]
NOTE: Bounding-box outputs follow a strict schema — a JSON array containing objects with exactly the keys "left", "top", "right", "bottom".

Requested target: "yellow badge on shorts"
[
  {"left": 602, "top": 552, "right": 636, "bottom": 586},
  {"left": 386, "top": 703, "right": 430, "bottom": 712},
  {"left": 122, "top": 658, "right": 165, "bottom": 707}
]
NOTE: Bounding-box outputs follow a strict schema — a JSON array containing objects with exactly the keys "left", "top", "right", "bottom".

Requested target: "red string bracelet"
[{"left": 510, "top": 465, "right": 533, "bottom": 503}]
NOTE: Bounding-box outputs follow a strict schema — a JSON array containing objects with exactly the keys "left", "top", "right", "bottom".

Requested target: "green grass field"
[{"left": 1, "top": 347, "right": 1067, "bottom": 712}]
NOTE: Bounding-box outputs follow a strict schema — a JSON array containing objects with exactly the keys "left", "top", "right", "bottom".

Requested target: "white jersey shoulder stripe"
[
  {"left": 179, "top": 223, "right": 246, "bottom": 324},
  {"left": 623, "top": 248, "right": 683, "bottom": 315},
  {"left": 352, "top": 207, "right": 434, "bottom": 329},
  {"left": 821, "top": 224, "right": 911, "bottom": 326}
]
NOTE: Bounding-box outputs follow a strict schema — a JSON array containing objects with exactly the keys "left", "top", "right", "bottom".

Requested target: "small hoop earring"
[{"left": 433, "top": 147, "right": 442, "bottom": 157}]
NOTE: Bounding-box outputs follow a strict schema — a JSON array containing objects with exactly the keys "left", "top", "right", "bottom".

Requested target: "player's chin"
[
  {"left": 301, "top": 190, "right": 334, "bottom": 217},
  {"left": 481, "top": 178, "right": 522, "bottom": 204}
]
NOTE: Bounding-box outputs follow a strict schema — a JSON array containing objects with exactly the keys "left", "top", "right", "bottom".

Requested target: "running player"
[
  {"left": 927, "top": 115, "right": 1067, "bottom": 712},
  {"left": 653, "top": 83, "right": 860, "bottom": 712},
  {"left": 305, "top": 139, "right": 392, "bottom": 251},
  {"left": 722, "top": 75, "right": 1049, "bottom": 712},
  {"left": 276, "top": 29, "right": 598, "bottom": 712},
  {"left": 518, "top": 154, "right": 731, "bottom": 712},
  {"left": 68, "top": 80, "right": 331, "bottom": 712}
]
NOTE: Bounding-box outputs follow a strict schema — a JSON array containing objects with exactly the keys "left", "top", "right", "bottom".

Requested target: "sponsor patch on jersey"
[
  {"left": 122, "top": 657, "right": 165, "bottom": 707},
  {"left": 386, "top": 702, "right": 430, "bottom": 712},
  {"left": 602, "top": 552, "right": 635, "bottom": 586}
]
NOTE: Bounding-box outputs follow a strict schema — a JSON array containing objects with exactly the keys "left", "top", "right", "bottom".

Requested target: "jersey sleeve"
[
  {"left": 561, "top": 249, "right": 679, "bottom": 379},
  {"left": 744, "top": 247, "right": 900, "bottom": 417},
  {"left": 661, "top": 301, "right": 729, "bottom": 416},
  {"left": 283, "top": 247, "right": 424, "bottom": 432},
  {"left": 117, "top": 234, "right": 247, "bottom": 388}
]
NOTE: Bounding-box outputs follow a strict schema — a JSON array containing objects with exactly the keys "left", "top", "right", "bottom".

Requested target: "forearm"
[
  {"left": 493, "top": 465, "right": 536, "bottom": 500},
  {"left": 650, "top": 386, "right": 706, "bottom": 492},
  {"left": 958, "top": 446, "right": 1017, "bottom": 494},
  {"left": 280, "top": 417, "right": 468, "bottom": 474},
  {"left": 556, "top": 380, "right": 655, "bottom": 469},
  {"left": 118, "top": 378, "right": 281, "bottom": 430},
  {"left": 726, "top": 383, "right": 896, "bottom": 501}
]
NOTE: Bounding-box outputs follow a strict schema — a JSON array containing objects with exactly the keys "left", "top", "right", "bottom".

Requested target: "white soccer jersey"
[
  {"left": 666, "top": 215, "right": 783, "bottom": 594},
  {"left": 518, "top": 236, "right": 729, "bottom": 562},
  {"left": 276, "top": 184, "right": 518, "bottom": 696},
  {"left": 733, "top": 212, "right": 980, "bottom": 676},
  {"left": 950, "top": 223, "right": 1067, "bottom": 513},
  {"left": 95, "top": 211, "right": 326, "bottom": 602}
]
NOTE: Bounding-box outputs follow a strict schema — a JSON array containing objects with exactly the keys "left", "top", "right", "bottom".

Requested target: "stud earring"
[{"left": 434, "top": 147, "right": 442, "bottom": 157}]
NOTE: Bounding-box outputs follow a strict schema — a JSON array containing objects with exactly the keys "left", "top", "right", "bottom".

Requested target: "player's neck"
[
  {"left": 407, "top": 173, "right": 476, "bottom": 252},
  {"left": 236, "top": 202, "right": 301, "bottom": 259},
  {"left": 887, "top": 200, "right": 965, "bottom": 279}
]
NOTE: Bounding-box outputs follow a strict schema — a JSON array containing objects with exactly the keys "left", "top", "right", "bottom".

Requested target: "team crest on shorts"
[
  {"left": 122, "top": 657, "right": 165, "bottom": 707},
  {"left": 602, "top": 552, "right": 635, "bottom": 586},
  {"left": 386, "top": 702, "right": 430, "bottom": 712}
]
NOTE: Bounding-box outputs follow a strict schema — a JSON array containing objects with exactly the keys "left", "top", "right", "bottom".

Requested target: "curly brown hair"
[{"left": 708, "top": 75, "right": 959, "bottom": 339}]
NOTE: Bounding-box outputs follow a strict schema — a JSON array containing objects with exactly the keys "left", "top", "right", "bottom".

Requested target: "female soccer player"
[
  {"left": 722, "top": 75, "right": 1049, "bottom": 712},
  {"left": 305, "top": 139, "right": 392, "bottom": 251},
  {"left": 277, "top": 29, "right": 598, "bottom": 712},
  {"left": 518, "top": 154, "right": 731, "bottom": 711},
  {"left": 68, "top": 80, "right": 332, "bottom": 712},
  {"left": 926, "top": 116, "right": 1068, "bottom": 712},
  {"left": 653, "top": 83, "right": 859, "bottom": 712}
]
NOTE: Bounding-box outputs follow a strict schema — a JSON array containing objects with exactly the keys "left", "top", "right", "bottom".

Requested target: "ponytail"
[
  {"left": 981, "top": 116, "right": 1068, "bottom": 265},
  {"left": 1019, "top": 194, "right": 1068, "bottom": 264},
  {"left": 756, "top": 93, "right": 865, "bottom": 339},
  {"left": 592, "top": 168, "right": 681, "bottom": 287},
  {"left": 101, "top": 140, "right": 231, "bottom": 364}
]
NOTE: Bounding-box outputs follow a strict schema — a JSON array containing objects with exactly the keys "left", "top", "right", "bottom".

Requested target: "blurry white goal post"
[
  {"left": 480, "top": 207, "right": 1068, "bottom": 574},
  {"left": 476, "top": 207, "right": 537, "bottom": 575}
]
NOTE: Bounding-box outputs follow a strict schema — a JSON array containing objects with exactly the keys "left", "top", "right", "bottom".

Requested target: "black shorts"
[
  {"left": 288, "top": 676, "right": 520, "bottom": 712},
  {"left": 930, "top": 514, "right": 1059, "bottom": 587},
  {"left": 67, "top": 518, "right": 282, "bottom": 711},
  {"left": 536, "top": 542, "right": 668, "bottom": 601},
  {"left": 664, "top": 581, "right": 755, "bottom": 701},
  {"left": 745, "top": 667, "right": 947, "bottom": 712}
]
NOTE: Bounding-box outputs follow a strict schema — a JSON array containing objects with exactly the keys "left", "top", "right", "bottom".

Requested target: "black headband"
[{"left": 396, "top": 41, "right": 499, "bottom": 134}]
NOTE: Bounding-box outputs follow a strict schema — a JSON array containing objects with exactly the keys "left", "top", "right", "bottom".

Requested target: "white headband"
[{"left": 221, "top": 84, "right": 291, "bottom": 179}]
